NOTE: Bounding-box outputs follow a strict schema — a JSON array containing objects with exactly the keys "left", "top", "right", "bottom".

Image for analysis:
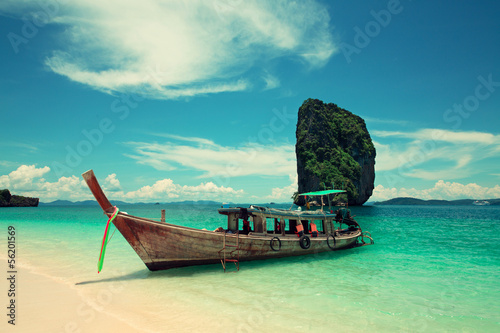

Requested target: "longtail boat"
[{"left": 82, "top": 170, "right": 373, "bottom": 271}]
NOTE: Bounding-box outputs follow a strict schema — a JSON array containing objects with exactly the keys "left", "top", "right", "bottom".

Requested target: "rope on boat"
[
  {"left": 108, "top": 226, "right": 117, "bottom": 243},
  {"left": 101, "top": 211, "right": 118, "bottom": 244},
  {"left": 97, "top": 206, "right": 119, "bottom": 273}
]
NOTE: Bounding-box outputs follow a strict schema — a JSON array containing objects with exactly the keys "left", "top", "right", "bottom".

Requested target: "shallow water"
[{"left": 1, "top": 204, "right": 499, "bottom": 332}]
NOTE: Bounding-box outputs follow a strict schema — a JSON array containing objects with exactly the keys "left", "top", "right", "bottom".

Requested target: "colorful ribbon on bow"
[{"left": 97, "top": 206, "right": 119, "bottom": 273}]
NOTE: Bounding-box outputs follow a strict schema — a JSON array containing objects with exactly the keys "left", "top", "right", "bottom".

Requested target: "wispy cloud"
[
  {"left": 372, "top": 129, "right": 499, "bottom": 145},
  {"left": 262, "top": 71, "right": 280, "bottom": 90},
  {"left": 372, "top": 129, "right": 500, "bottom": 181},
  {"left": 363, "top": 117, "right": 410, "bottom": 126},
  {"left": 0, "top": 142, "right": 38, "bottom": 152},
  {"left": 150, "top": 133, "right": 218, "bottom": 147},
  {"left": 124, "top": 134, "right": 296, "bottom": 178},
  {"left": 0, "top": 161, "right": 19, "bottom": 168},
  {"left": 1, "top": 0, "right": 336, "bottom": 99}
]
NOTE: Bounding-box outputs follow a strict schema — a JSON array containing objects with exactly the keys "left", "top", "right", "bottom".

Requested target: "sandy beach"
[{"left": 1, "top": 259, "right": 143, "bottom": 333}]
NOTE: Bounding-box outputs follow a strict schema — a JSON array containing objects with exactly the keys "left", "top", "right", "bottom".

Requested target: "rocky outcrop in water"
[
  {"left": 0, "top": 189, "right": 39, "bottom": 207},
  {"left": 295, "top": 99, "right": 376, "bottom": 206}
]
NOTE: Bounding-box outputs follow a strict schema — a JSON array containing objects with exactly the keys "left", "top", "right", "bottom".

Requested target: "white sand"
[{"left": 1, "top": 260, "right": 144, "bottom": 333}]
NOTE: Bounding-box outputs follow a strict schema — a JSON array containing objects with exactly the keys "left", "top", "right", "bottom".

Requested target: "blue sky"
[{"left": 1, "top": 0, "right": 499, "bottom": 203}]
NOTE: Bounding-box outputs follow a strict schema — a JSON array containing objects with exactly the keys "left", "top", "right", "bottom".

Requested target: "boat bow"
[{"left": 82, "top": 170, "right": 114, "bottom": 213}]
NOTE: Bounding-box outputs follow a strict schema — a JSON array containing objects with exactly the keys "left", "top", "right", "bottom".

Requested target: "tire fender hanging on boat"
[
  {"left": 299, "top": 235, "right": 311, "bottom": 249},
  {"left": 326, "top": 233, "right": 336, "bottom": 250},
  {"left": 270, "top": 237, "right": 281, "bottom": 251}
]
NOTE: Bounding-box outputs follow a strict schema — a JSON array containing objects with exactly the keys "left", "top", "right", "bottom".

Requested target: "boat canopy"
[{"left": 299, "top": 189, "right": 346, "bottom": 196}]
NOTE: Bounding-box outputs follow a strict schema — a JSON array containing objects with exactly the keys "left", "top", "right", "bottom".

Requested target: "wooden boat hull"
[
  {"left": 82, "top": 169, "right": 367, "bottom": 271},
  {"left": 111, "top": 211, "right": 360, "bottom": 271}
]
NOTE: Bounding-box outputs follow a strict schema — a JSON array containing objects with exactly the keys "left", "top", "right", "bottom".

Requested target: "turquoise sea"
[{"left": 1, "top": 204, "right": 499, "bottom": 332}]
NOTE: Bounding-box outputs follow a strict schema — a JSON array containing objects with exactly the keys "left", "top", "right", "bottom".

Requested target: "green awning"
[{"left": 299, "top": 189, "right": 346, "bottom": 196}]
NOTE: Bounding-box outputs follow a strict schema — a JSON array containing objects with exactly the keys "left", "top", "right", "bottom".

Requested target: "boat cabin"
[
  {"left": 217, "top": 206, "right": 346, "bottom": 237},
  {"left": 217, "top": 190, "right": 361, "bottom": 238}
]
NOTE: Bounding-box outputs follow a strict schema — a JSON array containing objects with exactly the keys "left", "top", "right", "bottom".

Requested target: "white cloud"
[
  {"left": 0, "top": 165, "right": 91, "bottom": 201},
  {"left": 104, "top": 173, "right": 121, "bottom": 191},
  {"left": 265, "top": 174, "right": 298, "bottom": 201},
  {"left": 1, "top": 0, "right": 336, "bottom": 99},
  {"left": 181, "top": 182, "right": 243, "bottom": 195},
  {"left": 372, "top": 180, "right": 500, "bottom": 201},
  {"left": 120, "top": 179, "right": 179, "bottom": 200},
  {"left": 0, "top": 165, "right": 50, "bottom": 190},
  {"left": 124, "top": 135, "right": 296, "bottom": 178},
  {"left": 372, "top": 129, "right": 500, "bottom": 180},
  {"left": 0, "top": 165, "right": 244, "bottom": 202},
  {"left": 40, "top": 176, "right": 89, "bottom": 200},
  {"left": 112, "top": 177, "right": 244, "bottom": 201}
]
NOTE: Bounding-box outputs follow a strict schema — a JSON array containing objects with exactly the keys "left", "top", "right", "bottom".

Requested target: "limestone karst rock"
[{"left": 295, "top": 99, "right": 376, "bottom": 206}]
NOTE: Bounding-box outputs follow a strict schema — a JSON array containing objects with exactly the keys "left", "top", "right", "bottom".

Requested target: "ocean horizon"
[{"left": 34, "top": 197, "right": 500, "bottom": 207}]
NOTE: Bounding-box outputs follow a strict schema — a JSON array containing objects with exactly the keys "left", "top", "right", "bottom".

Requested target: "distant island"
[
  {"left": 374, "top": 197, "right": 500, "bottom": 206},
  {"left": 0, "top": 189, "right": 39, "bottom": 207}
]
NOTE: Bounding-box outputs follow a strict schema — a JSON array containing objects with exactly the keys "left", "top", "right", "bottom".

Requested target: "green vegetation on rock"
[{"left": 295, "top": 99, "right": 376, "bottom": 205}]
